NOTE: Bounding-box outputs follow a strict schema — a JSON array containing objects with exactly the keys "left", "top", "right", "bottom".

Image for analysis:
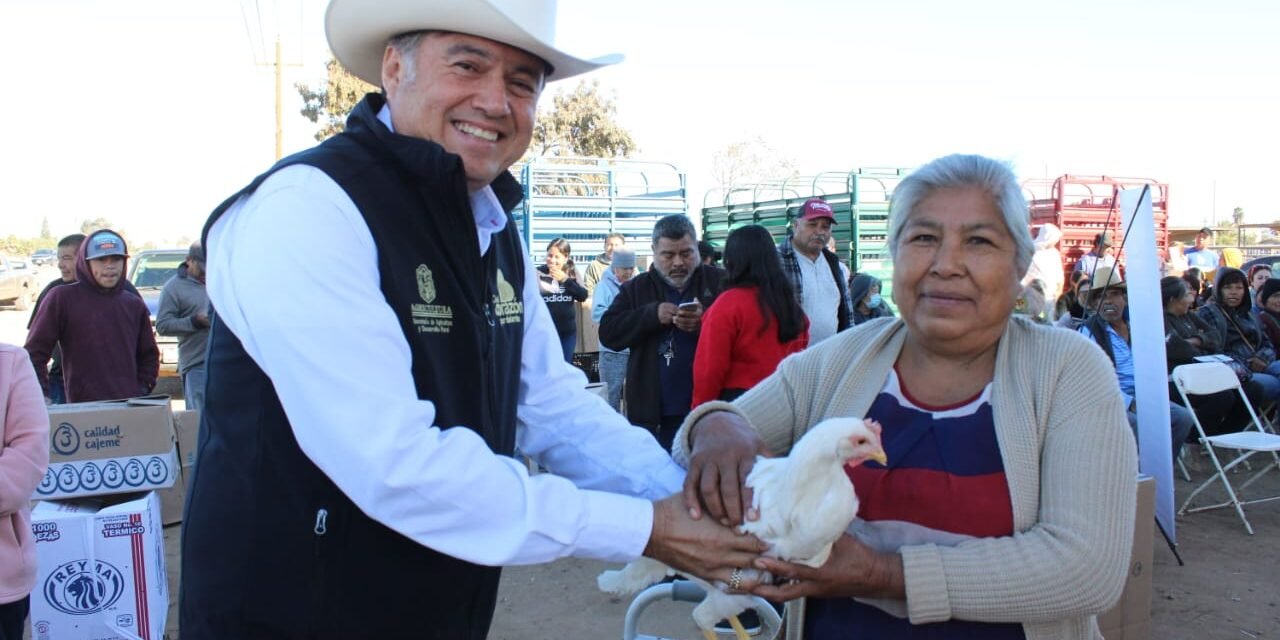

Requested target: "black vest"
[{"left": 181, "top": 94, "right": 525, "bottom": 639}]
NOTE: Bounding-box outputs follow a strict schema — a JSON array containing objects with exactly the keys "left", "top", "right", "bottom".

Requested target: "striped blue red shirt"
[{"left": 805, "top": 369, "right": 1026, "bottom": 639}]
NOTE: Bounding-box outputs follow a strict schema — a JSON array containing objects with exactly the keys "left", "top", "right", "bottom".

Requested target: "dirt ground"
[{"left": 137, "top": 456, "right": 1279, "bottom": 640}]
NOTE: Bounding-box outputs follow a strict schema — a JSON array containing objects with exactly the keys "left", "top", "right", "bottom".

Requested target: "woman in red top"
[{"left": 693, "top": 224, "right": 808, "bottom": 407}]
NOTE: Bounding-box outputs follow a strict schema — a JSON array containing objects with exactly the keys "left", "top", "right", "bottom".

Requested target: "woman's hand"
[
  {"left": 749, "top": 534, "right": 906, "bottom": 602},
  {"left": 683, "top": 411, "right": 770, "bottom": 526},
  {"left": 548, "top": 265, "right": 568, "bottom": 282},
  {"left": 1187, "top": 336, "right": 1202, "bottom": 348}
]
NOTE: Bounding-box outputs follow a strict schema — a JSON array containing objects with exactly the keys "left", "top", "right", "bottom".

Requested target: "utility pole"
[
  {"left": 275, "top": 37, "right": 283, "bottom": 160},
  {"left": 261, "top": 36, "right": 302, "bottom": 160}
]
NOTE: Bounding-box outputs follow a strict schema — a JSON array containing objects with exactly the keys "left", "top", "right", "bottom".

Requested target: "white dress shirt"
[
  {"left": 797, "top": 251, "right": 840, "bottom": 344},
  {"left": 205, "top": 116, "right": 683, "bottom": 567}
]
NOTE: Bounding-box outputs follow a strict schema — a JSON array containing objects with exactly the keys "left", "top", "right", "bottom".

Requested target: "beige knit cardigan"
[{"left": 672, "top": 315, "right": 1138, "bottom": 640}]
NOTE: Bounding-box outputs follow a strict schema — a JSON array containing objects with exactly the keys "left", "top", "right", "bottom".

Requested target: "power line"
[
  {"left": 238, "top": 0, "right": 260, "bottom": 64},
  {"left": 254, "top": 0, "right": 269, "bottom": 63}
]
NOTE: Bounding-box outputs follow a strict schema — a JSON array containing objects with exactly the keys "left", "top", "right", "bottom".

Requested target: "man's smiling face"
[{"left": 382, "top": 32, "right": 545, "bottom": 192}]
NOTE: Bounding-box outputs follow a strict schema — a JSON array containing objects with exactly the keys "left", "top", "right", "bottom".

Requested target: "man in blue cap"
[{"left": 26, "top": 229, "right": 158, "bottom": 402}]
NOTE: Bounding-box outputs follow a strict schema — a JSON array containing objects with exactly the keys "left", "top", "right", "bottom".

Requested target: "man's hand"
[
  {"left": 657, "top": 302, "right": 679, "bottom": 325},
  {"left": 194, "top": 311, "right": 210, "bottom": 328},
  {"left": 683, "top": 411, "right": 769, "bottom": 526},
  {"left": 750, "top": 533, "right": 906, "bottom": 602},
  {"left": 673, "top": 302, "right": 703, "bottom": 332},
  {"left": 645, "top": 494, "right": 768, "bottom": 585},
  {"left": 1249, "top": 356, "right": 1268, "bottom": 373}
]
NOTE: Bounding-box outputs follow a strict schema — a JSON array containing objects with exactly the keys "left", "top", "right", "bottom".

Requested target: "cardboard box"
[
  {"left": 1099, "top": 475, "right": 1155, "bottom": 640},
  {"left": 29, "top": 492, "right": 168, "bottom": 640},
  {"left": 35, "top": 397, "right": 178, "bottom": 500},
  {"left": 155, "top": 409, "right": 200, "bottom": 526}
]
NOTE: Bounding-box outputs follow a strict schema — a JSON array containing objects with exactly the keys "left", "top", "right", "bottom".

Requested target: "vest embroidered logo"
[
  {"left": 43, "top": 559, "right": 125, "bottom": 615},
  {"left": 493, "top": 269, "right": 523, "bottom": 326},
  {"left": 416, "top": 264, "right": 437, "bottom": 303},
  {"left": 412, "top": 264, "right": 454, "bottom": 334}
]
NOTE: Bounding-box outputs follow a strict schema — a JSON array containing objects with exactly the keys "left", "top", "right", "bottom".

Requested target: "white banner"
[{"left": 1120, "top": 186, "right": 1175, "bottom": 542}]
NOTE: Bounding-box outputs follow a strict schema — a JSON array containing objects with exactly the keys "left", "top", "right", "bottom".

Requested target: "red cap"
[{"left": 798, "top": 198, "right": 836, "bottom": 223}]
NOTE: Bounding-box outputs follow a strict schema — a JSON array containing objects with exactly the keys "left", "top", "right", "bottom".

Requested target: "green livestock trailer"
[{"left": 700, "top": 168, "right": 910, "bottom": 312}]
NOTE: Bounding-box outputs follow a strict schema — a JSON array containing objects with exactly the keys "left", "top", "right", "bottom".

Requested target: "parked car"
[
  {"left": 0, "top": 255, "right": 38, "bottom": 310},
  {"left": 128, "top": 249, "right": 189, "bottom": 378},
  {"left": 1240, "top": 255, "right": 1280, "bottom": 277},
  {"left": 29, "top": 248, "right": 56, "bottom": 267}
]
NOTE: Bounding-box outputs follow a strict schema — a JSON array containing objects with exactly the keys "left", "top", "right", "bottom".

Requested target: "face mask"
[{"left": 868, "top": 294, "right": 882, "bottom": 308}]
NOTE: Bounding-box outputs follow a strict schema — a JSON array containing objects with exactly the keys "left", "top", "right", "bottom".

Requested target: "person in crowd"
[
  {"left": 1199, "top": 267, "right": 1280, "bottom": 403},
  {"left": 1054, "top": 270, "right": 1091, "bottom": 329},
  {"left": 1023, "top": 223, "right": 1064, "bottom": 311},
  {"left": 582, "top": 232, "right": 625, "bottom": 295},
  {"left": 1072, "top": 231, "right": 1115, "bottom": 278},
  {"left": 27, "top": 233, "right": 85, "bottom": 405},
  {"left": 180, "top": 6, "right": 762, "bottom": 637},
  {"left": 156, "top": 241, "right": 211, "bottom": 410},
  {"left": 848, "top": 273, "right": 895, "bottom": 325},
  {"left": 27, "top": 234, "right": 143, "bottom": 404},
  {"left": 1183, "top": 267, "right": 1210, "bottom": 308},
  {"left": 1165, "top": 241, "right": 1188, "bottom": 277},
  {"left": 1184, "top": 227, "right": 1221, "bottom": 276},
  {"left": 673, "top": 154, "right": 1137, "bottom": 638},
  {"left": 25, "top": 229, "right": 158, "bottom": 403},
  {"left": 1162, "top": 276, "right": 1263, "bottom": 437},
  {"left": 1222, "top": 247, "right": 1244, "bottom": 270},
  {"left": 692, "top": 224, "right": 808, "bottom": 407},
  {"left": 537, "top": 237, "right": 588, "bottom": 362},
  {"left": 1015, "top": 280, "right": 1049, "bottom": 323},
  {"left": 600, "top": 214, "right": 723, "bottom": 450},
  {"left": 1255, "top": 278, "right": 1280, "bottom": 349},
  {"left": 591, "top": 248, "right": 636, "bottom": 412},
  {"left": 1248, "top": 264, "right": 1272, "bottom": 311},
  {"left": 826, "top": 236, "right": 851, "bottom": 283},
  {"left": 0, "top": 342, "right": 49, "bottom": 640},
  {"left": 699, "top": 240, "right": 722, "bottom": 268},
  {"left": 777, "top": 197, "right": 853, "bottom": 345},
  {"left": 1079, "top": 267, "right": 1193, "bottom": 460}
]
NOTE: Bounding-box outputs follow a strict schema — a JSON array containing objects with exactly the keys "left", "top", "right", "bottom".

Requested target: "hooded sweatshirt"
[
  {"left": 25, "top": 229, "right": 159, "bottom": 402},
  {"left": 848, "top": 274, "right": 894, "bottom": 325},
  {"left": 1198, "top": 267, "right": 1276, "bottom": 368}
]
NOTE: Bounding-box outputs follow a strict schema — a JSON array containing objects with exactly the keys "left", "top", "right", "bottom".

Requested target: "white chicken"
[{"left": 598, "top": 417, "right": 886, "bottom": 640}]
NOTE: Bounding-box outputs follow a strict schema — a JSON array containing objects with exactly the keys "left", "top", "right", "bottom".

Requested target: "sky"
[{"left": 1, "top": 0, "right": 1276, "bottom": 246}]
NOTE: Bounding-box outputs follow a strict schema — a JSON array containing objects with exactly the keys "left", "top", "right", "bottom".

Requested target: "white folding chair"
[{"left": 1172, "top": 362, "right": 1280, "bottom": 534}]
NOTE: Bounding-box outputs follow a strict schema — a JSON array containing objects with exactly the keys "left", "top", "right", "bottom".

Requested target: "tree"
[
  {"left": 711, "top": 137, "right": 798, "bottom": 189},
  {"left": 530, "top": 80, "right": 636, "bottom": 158},
  {"left": 80, "top": 217, "right": 113, "bottom": 235},
  {"left": 297, "top": 55, "right": 377, "bottom": 142},
  {"left": 40, "top": 216, "right": 52, "bottom": 240},
  {"left": 1232, "top": 206, "right": 1245, "bottom": 226}
]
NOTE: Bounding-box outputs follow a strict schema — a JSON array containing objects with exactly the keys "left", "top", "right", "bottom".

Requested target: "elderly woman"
[{"left": 674, "top": 155, "right": 1137, "bottom": 639}]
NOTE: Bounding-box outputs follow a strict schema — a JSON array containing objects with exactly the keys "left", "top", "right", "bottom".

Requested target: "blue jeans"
[
  {"left": 559, "top": 332, "right": 576, "bottom": 364},
  {"left": 1127, "top": 401, "right": 1194, "bottom": 459},
  {"left": 1247, "top": 371, "right": 1280, "bottom": 402},
  {"left": 598, "top": 351, "right": 629, "bottom": 412},
  {"left": 183, "top": 364, "right": 207, "bottom": 411},
  {"left": 49, "top": 373, "right": 66, "bottom": 405}
]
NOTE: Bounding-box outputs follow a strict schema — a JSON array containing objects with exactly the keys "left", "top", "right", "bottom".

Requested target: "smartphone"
[{"left": 678, "top": 300, "right": 700, "bottom": 311}]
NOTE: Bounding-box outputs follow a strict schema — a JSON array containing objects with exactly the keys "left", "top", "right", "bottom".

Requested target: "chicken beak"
[{"left": 870, "top": 449, "right": 888, "bottom": 465}]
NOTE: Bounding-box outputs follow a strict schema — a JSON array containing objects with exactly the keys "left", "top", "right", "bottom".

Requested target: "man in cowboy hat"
[
  {"left": 1077, "top": 267, "right": 1193, "bottom": 461},
  {"left": 180, "top": 2, "right": 762, "bottom": 637}
]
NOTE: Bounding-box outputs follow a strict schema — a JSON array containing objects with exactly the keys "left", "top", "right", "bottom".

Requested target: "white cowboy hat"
[{"left": 325, "top": 0, "right": 623, "bottom": 85}]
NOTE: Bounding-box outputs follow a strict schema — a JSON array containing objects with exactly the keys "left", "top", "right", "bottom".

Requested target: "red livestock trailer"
[{"left": 1023, "top": 175, "right": 1170, "bottom": 280}]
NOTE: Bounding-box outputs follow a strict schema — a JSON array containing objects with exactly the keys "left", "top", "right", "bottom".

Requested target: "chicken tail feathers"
[{"left": 597, "top": 557, "right": 674, "bottom": 596}]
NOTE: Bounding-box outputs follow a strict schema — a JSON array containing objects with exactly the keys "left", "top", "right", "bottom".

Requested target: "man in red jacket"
[{"left": 25, "top": 229, "right": 158, "bottom": 403}]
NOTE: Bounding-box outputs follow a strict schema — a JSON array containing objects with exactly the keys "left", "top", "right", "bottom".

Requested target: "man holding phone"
[{"left": 600, "top": 215, "right": 724, "bottom": 449}]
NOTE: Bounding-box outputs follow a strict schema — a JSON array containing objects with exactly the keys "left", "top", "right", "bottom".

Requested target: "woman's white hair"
[{"left": 887, "top": 154, "right": 1034, "bottom": 276}]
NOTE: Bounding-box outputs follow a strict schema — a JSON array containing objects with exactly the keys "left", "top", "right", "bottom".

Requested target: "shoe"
[{"left": 714, "top": 608, "right": 762, "bottom": 636}]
